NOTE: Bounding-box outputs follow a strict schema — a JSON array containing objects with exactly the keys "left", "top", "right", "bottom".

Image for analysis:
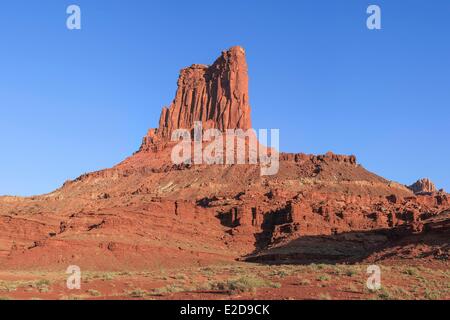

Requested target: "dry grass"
[
  {"left": 128, "top": 288, "right": 147, "bottom": 298},
  {"left": 87, "top": 289, "right": 102, "bottom": 297},
  {"left": 209, "top": 276, "right": 281, "bottom": 294}
]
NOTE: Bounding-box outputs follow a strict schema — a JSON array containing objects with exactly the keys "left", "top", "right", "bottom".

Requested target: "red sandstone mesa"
[{"left": 0, "top": 46, "right": 448, "bottom": 273}]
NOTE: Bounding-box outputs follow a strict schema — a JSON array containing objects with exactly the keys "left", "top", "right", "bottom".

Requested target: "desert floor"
[{"left": 0, "top": 260, "right": 448, "bottom": 300}]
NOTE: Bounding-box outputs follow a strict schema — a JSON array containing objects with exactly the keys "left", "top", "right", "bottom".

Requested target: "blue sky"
[{"left": 0, "top": 0, "right": 449, "bottom": 196}]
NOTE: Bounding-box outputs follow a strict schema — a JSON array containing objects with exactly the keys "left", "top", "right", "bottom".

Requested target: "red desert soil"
[{"left": 0, "top": 46, "right": 448, "bottom": 300}]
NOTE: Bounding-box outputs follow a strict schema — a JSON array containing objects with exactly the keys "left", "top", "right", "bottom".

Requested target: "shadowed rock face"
[
  {"left": 141, "top": 46, "right": 252, "bottom": 149},
  {"left": 409, "top": 178, "right": 438, "bottom": 194}
]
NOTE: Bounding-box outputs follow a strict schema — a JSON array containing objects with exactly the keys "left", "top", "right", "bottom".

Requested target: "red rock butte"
[
  {"left": 0, "top": 46, "right": 448, "bottom": 273},
  {"left": 141, "top": 46, "right": 252, "bottom": 150}
]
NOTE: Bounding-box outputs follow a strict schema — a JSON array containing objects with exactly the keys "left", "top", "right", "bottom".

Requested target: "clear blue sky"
[{"left": 0, "top": 0, "right": 449, "bottom": 196}]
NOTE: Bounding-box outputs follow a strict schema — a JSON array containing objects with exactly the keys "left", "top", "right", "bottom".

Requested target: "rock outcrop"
[
  {"left": 141, "top": 46, "right": 252, "bottom": 150},
  {"left": 409, "top": 178, "right": 438, "bottom": 194}
]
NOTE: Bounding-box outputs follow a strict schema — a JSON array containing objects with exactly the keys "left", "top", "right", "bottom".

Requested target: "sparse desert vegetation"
[{"left": 0, "top": 262, "right": 447, "bottom": 300}]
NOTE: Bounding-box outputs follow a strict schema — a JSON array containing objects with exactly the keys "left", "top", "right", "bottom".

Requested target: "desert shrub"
[
  {"left": 210, "top": 276, "right": 280, "bottom": 294},
  {"left": 424, "top": 289, "right": 441, "bottom": 300},
  {"left": 269, "top": 269, "right": 290, "bottom": 278},
  {"left": 345, "top": 269, "right": 358, "bottom": 277},
  {"left": 174, "top": 274, "right": 187, "bottom": 280},
  {"left": 129, "top": 288, "right": 147, "bottom": 298},
  {"left": 298, "top": 279, "right": 311, "bottom": 286},
  {"left": 404, "top": 267, "right": 419, "bottom": 276},
  {"left": 88, "top": 289, "right": 101, "bottom": 297},
  {"left": 149, "top": 284, "right": 189, "bottom": 296},
  {"left": 318, "top": 293, "right": 332, "bottom": 300},
  {"left": 101, "top": 273, "right": 116, "bottom": 281},
  {"left": 377, "top": 288, "right": 392, "bottom": 300},
  {"left": 199, "top": 267, "right": 215, "bottom": 276},
  {"left": 34, "top": 279, "right": 51, "bottom": 293},
  {"left": 35, "top": 279, "right": 51, "bottom": 287},
  {"left": 317, "top": 275, "right": 331, "bottom": 282},
  {"left": 0, "top": 282, "right": 18, "bottom": 292}
]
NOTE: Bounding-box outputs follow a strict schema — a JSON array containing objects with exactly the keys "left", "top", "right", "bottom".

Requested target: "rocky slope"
[{"left": 0, "top": 46, "right": 448, "bottom": 271}]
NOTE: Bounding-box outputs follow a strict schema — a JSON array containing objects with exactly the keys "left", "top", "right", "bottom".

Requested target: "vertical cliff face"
[{"left": 141, "top": 46, "right": 252, "bottom": 149}]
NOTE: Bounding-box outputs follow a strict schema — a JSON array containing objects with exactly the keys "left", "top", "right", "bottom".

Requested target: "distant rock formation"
[
  {"left": 141, "top": 46, "right": 252, "bottom": 150},
  {"left": 408, "top": 178, "right": 438, "bottom": 194}
]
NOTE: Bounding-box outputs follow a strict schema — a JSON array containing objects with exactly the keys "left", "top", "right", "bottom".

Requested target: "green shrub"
[{"left": 317, "top": 275, "right": 331, "bottom": 282}]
